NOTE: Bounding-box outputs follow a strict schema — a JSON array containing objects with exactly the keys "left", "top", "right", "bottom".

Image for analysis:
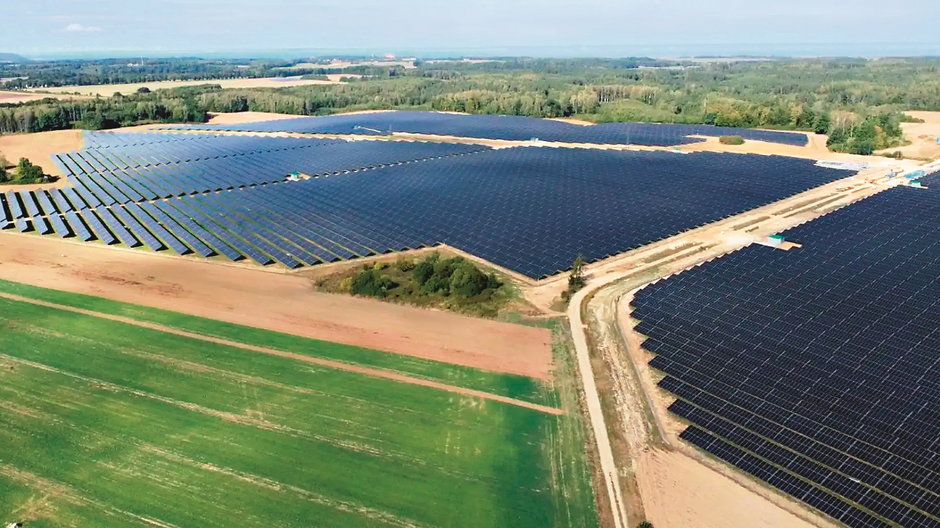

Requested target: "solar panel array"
[
  {"left": 2, "top": 131, "right": 843, "bottom": 278},
  {"left": 168, "top": 110, "right": 809, "bottom": 147},
  {"left": 631, "top": 185, "right": 940, "bottom": 527}
]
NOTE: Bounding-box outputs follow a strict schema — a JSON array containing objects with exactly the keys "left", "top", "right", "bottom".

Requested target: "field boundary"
[{"left": 0, "top": 291, "right": 563, "bottom": 416}]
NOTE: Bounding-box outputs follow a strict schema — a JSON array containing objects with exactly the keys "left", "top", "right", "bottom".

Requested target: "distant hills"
[{"left": 0, "top": 53, "right": 27, "bottom": 63}]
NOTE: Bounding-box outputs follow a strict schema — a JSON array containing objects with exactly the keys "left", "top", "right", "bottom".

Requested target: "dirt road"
[{"left": 565, "top": 163, "right": 923, "bottom": 527}]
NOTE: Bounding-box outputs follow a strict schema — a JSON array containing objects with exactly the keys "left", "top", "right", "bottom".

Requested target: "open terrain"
[
  {"left": 875, "top": 110, "right": 940, "bottom": 160},
  {"left": 2, "top": 108, "right": 935, "bottom": 528},
  {"left": 0, "top": 129, "right": 83, "bottom": 180},
  {"left": 0, "top": 279, "right": 596, "bottom": 528},
  {"left": 27, "top": 77, "right": 347, "bottom": 97},
  {"left": 0, "top": 90, "right": 90, "bottom": 103},
  {"left": 0, "top": 231, "right": 553, "bottom": 380}
]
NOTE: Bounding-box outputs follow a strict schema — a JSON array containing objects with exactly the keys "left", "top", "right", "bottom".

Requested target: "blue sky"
[{"left": 4, "top": 0, "right": 939, "bottom": 58}]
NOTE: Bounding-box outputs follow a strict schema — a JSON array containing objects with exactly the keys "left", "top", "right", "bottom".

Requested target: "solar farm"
[
  {"left": 1, "top": 113, "right": 842, "bottom": 279},
  {"left": 631, "top": 181, "right": 940, "bottom": 527},
  {"left": 169, "top": 110, "right": 810, "bottom": 147}
]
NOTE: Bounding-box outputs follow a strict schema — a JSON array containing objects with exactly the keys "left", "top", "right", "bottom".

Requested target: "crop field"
[
  {"left": 1, "top": 122, "right": 848, "bottom": 278},
  {"left": 0, "top": 279, "right": 597, "bottom": 528},
  {"left": 25, "top": 77, "right": 344, "bottom": 97}
]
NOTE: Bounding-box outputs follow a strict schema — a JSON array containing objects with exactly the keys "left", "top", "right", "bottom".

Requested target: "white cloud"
[{"left": 64, "top": 23, "right": 102, "bottom": 32}]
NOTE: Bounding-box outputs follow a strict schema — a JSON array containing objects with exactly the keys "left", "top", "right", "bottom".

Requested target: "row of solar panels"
[
  {"left": 6, "top": 144, "right": 847, "bottom": 279},
  {"left": 1, "top": 196, "right": 409, "bottom": 269},
  {"left": 72, "top": 133, "right": 340, "bottom": 172},
  {"left": 166, "top": 110, "right": 810, "bottom": 147},
  {"left": 630, "top": 182, "right": 940, "bottom": 528}
]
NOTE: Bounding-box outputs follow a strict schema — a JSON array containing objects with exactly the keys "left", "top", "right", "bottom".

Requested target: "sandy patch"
[
  {"left": 875, "top": 110, "right": 940, "bottom": 161},
  {"left": 0, "top": 129, "right": 83, "bottom": 180},
  {"left": 636, "top": 449, "right": 817, "bottom": 528},
  {"left": 206, "top": 111, "right": 306, "bottom": 125},
  {"left": 0, "top": 232, "right": 553, "bottom": 380},
  {"left": 28, "top": 77, "right": 346, "bottom": 97},
  {"left": 546, "top": 117, "right": 596, "bottom": 126}
]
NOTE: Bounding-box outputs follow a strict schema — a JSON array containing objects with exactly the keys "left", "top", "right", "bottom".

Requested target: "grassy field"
[{"left": 0, "top": 280, "right": 598, "bottom": 527}]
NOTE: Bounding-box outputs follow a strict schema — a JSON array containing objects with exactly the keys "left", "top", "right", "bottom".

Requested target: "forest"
[{"left": 3, "top": 57, "right": 940, "bottom": 154}]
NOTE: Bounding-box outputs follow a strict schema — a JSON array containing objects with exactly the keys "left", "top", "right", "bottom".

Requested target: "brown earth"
[
  {"left": 0, "top": 129, "right": 83, "bottom": 180},
  {"left": 636, "top": 448, "right": 818, "bottom": 528},
  {"left": 0, "top": 232, "right": 553, "bottom": 380},
  {"left": 0, "top": 291, "right": 561, "bottom": 414},
  {"left": 875, "top": 110, "right": 940, "bottom": 161},
  {"left": 28, "top": 77, "right": 346, "bottom": 97},
  {"left": 206, "top": 111, "right": 306, "bottom": 125},
  {"left": 0, "top": 90, "right": 90, "bottom": 103}
]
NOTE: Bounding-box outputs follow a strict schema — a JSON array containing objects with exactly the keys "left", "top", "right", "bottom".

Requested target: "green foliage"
[
  {"left": 14, "top": 157, "right": 43, "bottom": 182},
  {"left": 395, "top": 257, "right": 416, "bottom": 272},
  {"left": 719, "top": 135, "right": 745, "bottom": 145},
  {"left": 4, "top": 56, "right": 935, "bottom": 152},
  {"left": 349, "top": 268, "right": 397, "bottom": 298},
  {"left": 330, "top": 253, "right": 511, "bottom": 317},
  {"left": 0, "top": 157, "right": 48, "bottom": 185},
  {"left": 638, "top": 522, "right": 654, "bottom": 528}
]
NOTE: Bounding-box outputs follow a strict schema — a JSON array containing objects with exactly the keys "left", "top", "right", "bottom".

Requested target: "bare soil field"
[
  {"left": 636, "top": 448, "right": 817, "bottom": 528},
  {"left": 0, "top": 231, "right": 553, "bottom": 380},
  {"left": 206, "top": 111, "right": 306, "bottom": 125},
  {"left": 0, "top": 129, "right": 82, "bottom": 180},
  {"left": 0, "top": 90, "right": 90, "bottom": 103},
  {"left": 875, "top": 110, "right": 940, "bottom": 161},
  {"left": 28, "top": 77, "right": 346, "bottom": 97},
  {"left": 680, "top": 133, "right": 877, "bottom": 162}
]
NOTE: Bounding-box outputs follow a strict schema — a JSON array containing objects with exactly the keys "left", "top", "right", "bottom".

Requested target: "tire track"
[{"left": 0, "top": 292, "right": 562, "bottom": 415}]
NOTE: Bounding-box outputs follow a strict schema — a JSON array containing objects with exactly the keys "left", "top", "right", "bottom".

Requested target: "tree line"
[{"left": 3, "top": 57, "right": 940, "bottom": 154}]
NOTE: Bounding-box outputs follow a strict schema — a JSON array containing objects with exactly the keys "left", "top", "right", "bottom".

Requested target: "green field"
[{"left": 0, "top": 280, "right": 597, "bottom": 527}]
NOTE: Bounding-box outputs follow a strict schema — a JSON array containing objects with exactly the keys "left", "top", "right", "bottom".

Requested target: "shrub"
[
  {"left": 637, "top": 522, "right": 654, "bottom": 528},
  {"left": 13, "top": 158, "right": 44, "bottom": 183},
  {"left": 719, "top": 135, "right": 745, "bottom": 145},
  {"left": 350, "top": 269, "right": 397, "bottom": 298},
  {"left": 395, "top": 257, "right": 415, "bottom": 272},
  {"left": 449, "top": 261, "right": 489, "bottom": 297}
]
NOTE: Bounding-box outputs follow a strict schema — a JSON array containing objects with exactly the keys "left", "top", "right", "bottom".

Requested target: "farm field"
[
  {"left": 26, "top": 76, "right": 345, "bottom": 97},
  {"left": 0, "top": 90, "right": 90, "bottom": 103},
  {"left": 0, "top": 279, "right": 597, "bottom": 528}
]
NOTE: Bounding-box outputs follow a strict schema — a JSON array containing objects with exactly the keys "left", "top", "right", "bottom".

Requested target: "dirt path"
[
  {"left": 567, "top": 285, "right": 630, "bottom": 528},
  {"left": 0, "top": 232, "right": 552, "bottom": 380},
  {"left": 0, "top": 291, "right": 562, "bottom": 416}
]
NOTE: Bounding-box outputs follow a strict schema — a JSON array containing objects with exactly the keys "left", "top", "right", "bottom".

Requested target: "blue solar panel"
[
  {"left": 97, "top": 208, "right": 141, "bottom": 247},
  {"left": 79, "top": 210, "right": 117, "bottom": 245},
  {"left": 64, "top": 211, "right": 94, "bottom": 241},
  {"left": 631, "top": 185, "right": 940, "bottom": 528},
  {"left": 169, "top": 111, "right": 809, "bottom": 147}
]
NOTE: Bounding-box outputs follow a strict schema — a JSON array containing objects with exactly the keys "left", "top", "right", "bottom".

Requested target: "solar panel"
[
  {"left": 64, "top": 211, "right": 94, "bottom": 241},
  {"left": 79, "top": 209, "right": 117, "bottom": 245},
  {"left": 631, "top": 186, "right": 940, "bottom": 528}
]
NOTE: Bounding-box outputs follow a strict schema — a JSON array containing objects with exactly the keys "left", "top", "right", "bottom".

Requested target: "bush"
[
  {"left": 449, "top": 261, "right": 489, "bottom": 297},
  {"left": 638, "top": 522, "right": 654, "bottom": 528},
  {"left": 395, "top": 257, "right": 415, "bottom": 272},
  {"left": 718, "top": 135, "right": 745, "bottom": 145},
  {"left": 14, "top": 158, "right": 44, "bottom": 182},
  {"left": 350, "top": 269, "right": 397, "bottom": 298}
]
